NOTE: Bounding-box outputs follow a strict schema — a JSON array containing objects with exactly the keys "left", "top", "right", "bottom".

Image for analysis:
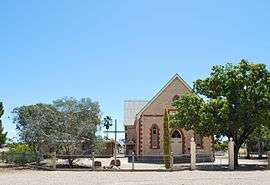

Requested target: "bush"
[
  {"left": 1, "top": 143, "right": 36, "bottom": 165},
  {"left": 214, "top": 140, "right": 228, "bottom": 151}
]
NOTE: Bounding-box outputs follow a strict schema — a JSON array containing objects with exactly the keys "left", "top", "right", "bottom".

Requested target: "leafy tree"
[
  {"left": 171, "top": 60, "right": 270, "bottom": 165},
  {"left": 93, "top": 136, "right": 106, "bottom": 155},
  {"left": 163, "top": 110, "right": 171, "bottom": 169},
  {"left": 13, "top": 103, "right": 61, "bottom": 156},
  {"left": 103, "top": 116, "right": 112, "bottom": 138},
  {"left": 52, "top": 97, "right": 101, "bottom": 165},
  {"left": 214, "top": 139, "right": 228, "bottom": 152},
  {"left": 13, "top": 97, "right": 101, "bottom": 166},
  {"left": 246, "top": 126, "right": 270, "bottom": 159},
  {"left": 0, "top": 102, "right": 7, "bottom": 147}
]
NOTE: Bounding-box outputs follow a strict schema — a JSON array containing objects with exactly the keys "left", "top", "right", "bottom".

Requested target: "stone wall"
[{"left": 137, "top": 77, "right": 213, "bottom": 156}]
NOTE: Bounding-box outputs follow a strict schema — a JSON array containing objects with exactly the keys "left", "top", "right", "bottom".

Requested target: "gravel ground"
[
  {"left": 71, "top": 156, "right": 268, "bottom": 170},
  {"left": 0, "top": 169, "right": 270, "bottom": 185}
]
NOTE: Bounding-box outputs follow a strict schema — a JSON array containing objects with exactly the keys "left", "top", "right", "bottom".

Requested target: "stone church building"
[{"left": 124, "top": 74, "right": 213, "bottom": 158}]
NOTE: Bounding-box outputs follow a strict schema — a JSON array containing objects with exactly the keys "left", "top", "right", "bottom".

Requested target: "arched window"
[
  {"left": 150, "top": 124, "right": 159, "bottom": 149},
  {"left": 172, "top": 95, "right": 180, "bottom": 102},
  {"left": 171, "top": 130, "right": 181, "bottom": 138}
]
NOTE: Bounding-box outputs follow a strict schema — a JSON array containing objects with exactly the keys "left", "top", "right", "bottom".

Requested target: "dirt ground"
[
  {"left": 0, "top": 157, "right": 269, "bottom": 185},
  {"left": 0, "top": 169, "right": 270, "bottom": 185}
]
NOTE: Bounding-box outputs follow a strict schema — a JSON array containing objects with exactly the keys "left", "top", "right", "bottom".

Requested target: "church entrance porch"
[{"left": 171, "top": 129, "right": 183, "bottom": 155}]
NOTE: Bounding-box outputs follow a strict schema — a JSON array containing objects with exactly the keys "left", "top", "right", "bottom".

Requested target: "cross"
[{"left": 104, "top": 119, "right": 125, "bottom": 164}]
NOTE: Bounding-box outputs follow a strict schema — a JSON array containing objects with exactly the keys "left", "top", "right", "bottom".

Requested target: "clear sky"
[{"left": 1, "top": 1, "right": 270, "bottom": 140}]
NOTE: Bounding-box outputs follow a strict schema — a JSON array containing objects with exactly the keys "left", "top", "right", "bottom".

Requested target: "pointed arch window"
[
  {"left": 171, "top": 130, "right": 181, "bottom": 138},
  {"left": 150, "top": 124, "right": 160, "bottom": 149},
  {"left": 172, "top": 95, "right": 180, "bottom": 102}
]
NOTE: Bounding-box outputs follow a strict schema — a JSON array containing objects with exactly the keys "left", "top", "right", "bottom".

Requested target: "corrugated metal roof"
[{"left": 123, "top": 100, "right": 148, "bottom": 126}]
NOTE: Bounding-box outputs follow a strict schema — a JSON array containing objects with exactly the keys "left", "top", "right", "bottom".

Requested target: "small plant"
[{"left": 2, "top": 143, "right": 36, "bottom": 165}]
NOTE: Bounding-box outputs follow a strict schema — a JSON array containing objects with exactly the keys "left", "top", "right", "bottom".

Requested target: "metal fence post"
[
  {"left": 228, "top": 138, "right": 234, "bottom": 170},
  {"left": 190, "top": 137, "right": 196, "bottom": 170},
  {"left": 267, "top": 151, "right": 270, "bottom": 170},
  {"left": 170, "top": 152, "right": 174, "bottom": 170},
  {"left": 92, "top": 152, "right": 95, "bottom": 171},
  {"left": 132, "top": 152, "right": 135, "bottom": 171}
]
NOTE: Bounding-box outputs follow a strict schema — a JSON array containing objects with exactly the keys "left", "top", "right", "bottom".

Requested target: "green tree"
[
  {"left": 13, "top": 97, "right": 101, "bottom": 166},
  {"left": 0, "top": 102, "right": 7, "bottom": 147},
  {"left": 13, "top": 104, "right": 61, "bottom": 154},
  {"left": 246, "top": 126, "right": 270, "bottom": 159},
  {"left": 163, "top": 110, "right": 171, "bottom": 169},
  {"left": 52, "top": 97, "right": 101, "bottom": 165},
  {"left": 171, "top": 60, "right": 270, "bottom": 165},
  {"left": 214, "top": 139, "right": 228, "bottom": 152}
]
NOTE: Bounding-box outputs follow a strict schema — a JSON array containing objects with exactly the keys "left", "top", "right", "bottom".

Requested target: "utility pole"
[{"left": 114, "top": 119, "right": 117, "bottom": 163}]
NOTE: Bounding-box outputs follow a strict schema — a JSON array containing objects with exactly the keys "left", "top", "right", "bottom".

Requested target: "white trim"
[{"left": 136, "top": 74, "right": 193, "bottom": 118}]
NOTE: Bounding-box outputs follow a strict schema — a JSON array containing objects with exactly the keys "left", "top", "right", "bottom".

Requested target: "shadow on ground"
[{"left": 197, "top": 164, "right": 268, "bottom": 171}]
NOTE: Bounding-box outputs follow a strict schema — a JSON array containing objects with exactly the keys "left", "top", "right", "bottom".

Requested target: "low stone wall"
[{"left": 127, "top": 154, "right": 213, "bottom": 164}]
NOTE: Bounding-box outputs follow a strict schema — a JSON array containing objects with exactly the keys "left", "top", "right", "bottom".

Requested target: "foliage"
[
  {"left": 0, "top": 102, "right": 7, "bottom": 147},
  {"left": 171, "top": 60, "right": 270, "bottom": 165},
  {"left": 13, "top": 97, "right": 101, "bottom": 166},
  {"left": 170, "top": 94, "right": 229, "bottom": 137},
  {"left": 53, "top": 97, "right": 101, "bottom": 165},
  {"left": 13, "top": 103, "right": 61, "bottom": 153},
  {"left": 246, "top": 126, "right": 270, "bottom": 158},
  {"left": 1, "top": 143, "right": 36, "bottom": 164},
  {"left": 163, "top": 110, "right": 171, "bottom": 169},
  {"left": 93, "top": 136, "right": 106, "bottom": 155},
  {"left": 214, "top": 139, "right": 228, "bottom": 151}
]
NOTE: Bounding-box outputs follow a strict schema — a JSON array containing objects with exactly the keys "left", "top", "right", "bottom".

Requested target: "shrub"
[
  {"left": 1, "top": 143, "right": 36, "bottom": 165},
  {"left": 163, "top": 110, "right": 171, "bottom": 169}
]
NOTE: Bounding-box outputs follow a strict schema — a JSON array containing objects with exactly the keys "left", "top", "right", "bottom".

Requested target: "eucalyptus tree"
[
  {"left": 13, "top": 97, "right": 102, "bottom": 166},
  {"left": 13, "top": 103, "right": 62, "bottom": 153},
  {"left": 52, "top": 97, "right": 101, "bottom": 165}
]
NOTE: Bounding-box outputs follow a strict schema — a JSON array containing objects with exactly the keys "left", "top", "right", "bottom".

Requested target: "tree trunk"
[
  {"left": 246, "top": 144, "right": 250, "bottom": 159},
  {"left": 234, "top": 145, "right": 239, "bottom": 166},
  {"left": 258, "top": 142, "right": 263, "bottom": 159},
  {"left": 68, "top": 158, "right": 73, "bottom": 167}
]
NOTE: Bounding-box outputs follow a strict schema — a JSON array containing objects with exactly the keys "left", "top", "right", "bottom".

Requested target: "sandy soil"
[{"left": 0, "top": 169, "right": 269, "bottom": 185}]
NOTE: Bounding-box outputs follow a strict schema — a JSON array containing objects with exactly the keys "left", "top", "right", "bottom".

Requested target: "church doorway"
[{"left": 171, "top": 129, "right": 183, "bottom": 155}]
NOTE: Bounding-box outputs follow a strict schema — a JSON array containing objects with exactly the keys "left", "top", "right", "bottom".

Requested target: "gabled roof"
[
  {"left": 123, "top": 100, "right": 148, "bottom": 126},
  {"left": 136, "top": 74, "right": 192, "bottom": 117}
]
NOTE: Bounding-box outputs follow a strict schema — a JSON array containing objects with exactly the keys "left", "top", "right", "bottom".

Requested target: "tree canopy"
[
  {"left": 170, "top": 60, "right": 270, "bottom": 165},
  {"left": 13, "top": 97, "right": 101, "bottom": 165},
  {"left": 246, "top": 126, "right": 270, "bottom": 158}
]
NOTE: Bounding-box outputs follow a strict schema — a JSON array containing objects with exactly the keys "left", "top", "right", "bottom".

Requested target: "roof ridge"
[
  {"left": 136, "top": 73, "right": 192, "bottom": 117},
  {"left": 124, "top": 100, "right": 148, "bottom": 102}
]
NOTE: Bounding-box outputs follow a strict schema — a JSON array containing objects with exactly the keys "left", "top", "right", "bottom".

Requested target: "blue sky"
[{"left": 1, "top": 1, "right": 270, "bottom": 140}]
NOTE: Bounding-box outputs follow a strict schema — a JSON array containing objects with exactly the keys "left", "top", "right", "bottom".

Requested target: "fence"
[{"left": 1, "top": 139, "right": 269, "bottom": 171}]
